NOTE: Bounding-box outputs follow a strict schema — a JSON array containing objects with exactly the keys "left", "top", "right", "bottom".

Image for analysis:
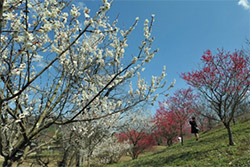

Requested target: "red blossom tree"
[
  {"left": 117, "top": 130, "right": 155, "bottom": 160},
  {"left": 154, "top": 88, "right": 199, "bottom": 145},
  {"left": 181, "top": 49, "right": 250, "bottom": 145},
  {"left": 153, "top": 102, "right": 179, "bottom": 146}
]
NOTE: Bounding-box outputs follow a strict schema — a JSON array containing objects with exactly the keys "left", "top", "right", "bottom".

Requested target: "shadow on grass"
[
  {"left": 164, "top": 147, "right": 223, "bottom": 163},
  {"left": 123, "top": 146, "right": 225, "bottom": 167}
]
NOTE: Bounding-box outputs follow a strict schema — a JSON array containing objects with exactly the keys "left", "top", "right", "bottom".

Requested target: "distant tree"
[
  {"left": 181, "top": 49, "right": 250, "bottom": 145},
  {"left": 117, "top": 130, "right": 155, "bottom": 160},
  {"left": 92, "top": 135, "right": 130, "bottom": 165},
  {"left": 153, "top": 102, "right": 178, "bottom": 146},
  {"left": 196, "top": 98, "right": 219, "bottom": 130},
  {"left": 198, "top": 109, "right": 218, "bottom": 131},
  {"left": 58, "top": 114, "right": 122, "bottom": 167},
  {"left": 117, "top": 110, "right": 156, "bottom": 160},
  {"left": 58, "top": 121, "right": 110, "bottom": 167},
  {"left": 234, "top": 92, "right": 250, "bottom": 118},
  {"left": 156, "top": 88, "right": 198, "bottom": 145}
]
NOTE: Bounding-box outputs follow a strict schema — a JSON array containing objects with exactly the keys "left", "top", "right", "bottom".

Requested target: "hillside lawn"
[
  {"left": 107, "top": 118, "right": 250, "bottom": 167},
  {"left": 0, "top": 117, "right": 249, "bottom": 167}
]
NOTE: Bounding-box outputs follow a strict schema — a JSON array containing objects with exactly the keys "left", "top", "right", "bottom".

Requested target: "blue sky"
[{"left": 75, "top": 0, "right": 250, "bottom": 109}]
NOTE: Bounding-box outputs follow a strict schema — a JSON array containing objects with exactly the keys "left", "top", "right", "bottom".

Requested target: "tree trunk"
[
  {"left": 232, "top": 118, "right": 236, "bottom": 125},
  {"left": 132, "top": 153, "right": 138, "bottom": 160},
  {"left": 75, "top": 150, "right": 84, "bottom": 167},
  {"left": 225, "top": 123, "right": 234, "bottom": 146},
  {"left": 78, "top": 149, "right": 84, "bottom": 167},
  {"left": 0, "top": 0, "right": 4, "bottom": 37},
  {"left": 2, "top": 158, "right": 13, "bottom": 167},
  {"left": 180, "top": 125, "right": 184, "bottom": 146},
  {"left": 86, "top": 155, "right": 90, "bottom": 167},
  {"left": 58, "top": 149, "right": 68, "bottom": 167},
  {"left": 167, "top": 138, "right": 172, "bottom": 146},
  {"left": 131, "top": 147, "right": 137, "bottom": 160},
  {"left": 75, "top": 152, "right": 80, "bottom": 167}
]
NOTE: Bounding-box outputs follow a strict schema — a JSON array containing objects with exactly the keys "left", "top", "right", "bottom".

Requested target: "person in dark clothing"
[{"left": 189, "top": 117, "right": 199, "bottom": 141}]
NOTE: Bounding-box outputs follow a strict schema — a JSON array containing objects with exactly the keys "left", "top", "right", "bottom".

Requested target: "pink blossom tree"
[
  {"left": 155, "top": 88, "right": 198, "bottom": 145},
  {"left": 117, "top": 110, "right": 156, "bottom": 160},
  {"left": 181, "top": 49, "right": 250, "bottom": 145},
  {"left": 117, "top": 130, "right": 155, "bottom": 160},
  {"left": 153, "top": 102, "right": 179, "bottom": 146}
]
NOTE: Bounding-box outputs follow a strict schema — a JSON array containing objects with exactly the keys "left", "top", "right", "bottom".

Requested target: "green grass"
[{"left": 107, "top": 119, "right": 250, "bottom": 167}]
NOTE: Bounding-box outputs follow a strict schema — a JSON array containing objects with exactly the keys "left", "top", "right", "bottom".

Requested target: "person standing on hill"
[{"left": 189, "top": 117, "right": 199, "bottom": 141}]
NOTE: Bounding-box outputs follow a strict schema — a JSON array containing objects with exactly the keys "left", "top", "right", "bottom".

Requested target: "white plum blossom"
[
  {"left": 0, "top": 0, "right": 172, "bottom": 166},
  {"left": 19, "top": 63, "right": 26, "bottom": 70},
  {"left": 12, "top": 68, "right": 20, "bottom": 76},
  {"left": 132, "top": 57, "right": 138, "bottom": 64}
]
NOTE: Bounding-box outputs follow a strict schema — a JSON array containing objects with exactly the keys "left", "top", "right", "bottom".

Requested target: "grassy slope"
[{"left": 107, "top": 119, "right": 250, "bottom": 167}]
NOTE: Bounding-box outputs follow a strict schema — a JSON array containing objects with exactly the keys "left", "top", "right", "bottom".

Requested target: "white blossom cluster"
[
  {"left": 92, "top": 136, "right": 130, "bottom": 165},
  {"left": 121, "top": 109, "right": 154, "bottom": 132},
  {"left": 0, "top": 0, "right": 172, "bottom": 164},
  {"left": 59, "top": 113, "right": 123, "bottom": 166}
]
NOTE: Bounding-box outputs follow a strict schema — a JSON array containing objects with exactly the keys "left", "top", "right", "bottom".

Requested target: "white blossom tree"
[
  {"left": 58, "top": 114, "right": 121, "bottom": 167},
  {"left": 92, "top": 134, "right": 130, "bottom": 165},
  {"left": 0, "top": 0, "right": 172, "bottom": 166},
  {"left": 117, "top": 109, "right": 156, "bottom": 160}
]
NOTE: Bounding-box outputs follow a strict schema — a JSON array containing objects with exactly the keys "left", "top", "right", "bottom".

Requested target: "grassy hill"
[{"left": 107, "top": 119, "right": 250, "bottom": 167}]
